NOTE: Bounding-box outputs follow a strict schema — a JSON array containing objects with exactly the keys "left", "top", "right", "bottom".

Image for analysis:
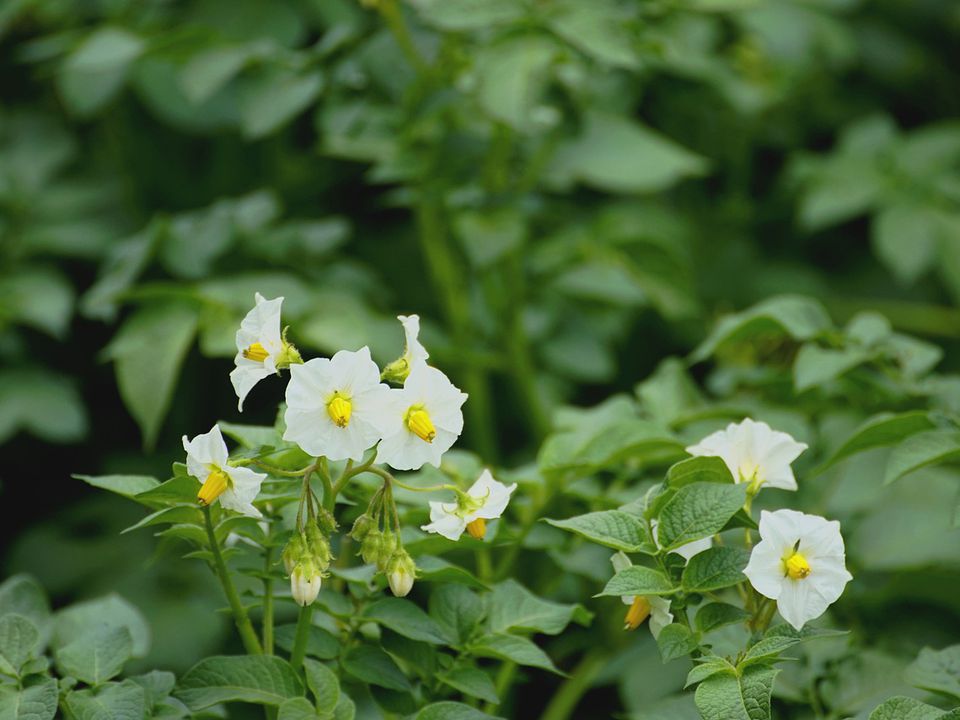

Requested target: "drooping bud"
[
  {"left": 290, "top": 561, "right": 322, "bottom": 607},
  {"left": 317, "top": 507, "right": 338, "bottom": 535},
  {"left": 350, "top": 514, "right": 374, "bottom": 542},
  {"left": 386, "top": 550, "right": 416, "bottom": 597},
  {"left": 377, "top": 530, "right": 398, "bottom": 571},
  {"left": 305, "top": 523, "right": 332, "bottom": 570},
  {"left": 282, "top": 532, "right": 307, "bottom": 575},
  {"left": 360, "top": 528, "right": 382, "bottom": 565},
  {"left": 275, "top": 327, "right": 303, "bottom": 369}
]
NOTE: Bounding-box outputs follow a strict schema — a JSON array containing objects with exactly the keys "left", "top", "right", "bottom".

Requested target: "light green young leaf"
[
  {"left": 277, "top": 697, "right": 320, "bottom": 720},
  {"left": 133, "top": 474, "right": 198, "bottom": 508},
  {"left": 597, "top": 565, "right": 676, "bottom": 597},
  {"left": 681, "top": 547, "right": 749, "bottom": 593},
  {"left": 0, "top": 678, "right": 58, "bottom": 720},
  {"left": 488, "top": 580, "right": 591, "bottom": 636},
  {"left": 905, "top": 645, "right": 960, "bottom": 701},
  {"left": 0, "top": 370, "right": 87, "bottom": 444},
  {"left": 174, "top": 655, "right": 304, "bottom": 710},
  {"left": 539, "top": 419, "right": 684, "bottom": 475},
  {"left": 666, "top": 456, "right": 734, "bottom": 488},
  {"left": 54, "top": 594, "right": 150, "bottom": 658},
  {"left": 872, "top": 203, "right": 940, "bottom": 284},
  {"left": 0, "top": 267, "right": 74, "bottom": 338},
  {"left": 0, "top": 614, "right": 39, "bottom": 674},
  {"left": 438, "top": 667, "right": 499, "bottom": 704},
  {"left": 181, "top": 45, "right": 256, "bottom": 104},
  {"left": 58, "top": 27, "right": 145, "bottom": 116},
  {"left": 469, "top": 634, "right": 561, "bottom": 674},
  {"left": 341, "top": 646, "right": 411, "bottom": 692},
  {"left": 73, "top": 474, "right": 160, "bottom": 500},
  {"left": 815, "top": 411, "right": 935, "bottom": 474},
  {"left": 695, "top": 603, "right": 749, "bottom": 634},
  {"left": 0, "top": 576, "right": 50, "bottom": 639},
  {"left": 407, "top": 0, "right": 525, "bottom": 30},
  {"left": 656, "top": 483, "right": 747, "bottom": 551},
  {"left": 884, "top": 430, "right": 960, "bottom": 484},
  {"left": 546, "top": 510, "right": 655, "bottom": 553},
  {"left": 694, "top": 664, "right": 777, "bottom": 720},
  {"left": 475, "top": 36, "right": 560, "bottom": 133},
  {"left": 657, "top": 623, "right": 698, "bottom": 663},
  {"left": 239, "top": 68, "right": 323, "bottom": 139},
  {"left": 55, "top": 626, "right": 133, "bottom": 685},
  {"left": 793, "top": 343, "right": 874, "bottom": 392},
  {"left": 62, "top": 680, "right": 146, "bottom": 720},
  {"left": 361, "top": 598, "right": 454, "bottom": 645},
  {"left": 415, "top": 702, "right": 504, "bottom": 720},
  {"left": 868, "top": 696, "right": 956, "bottom": 720},
  {"left": 686, "top": 657, "right": 737, "bottom": 688}
]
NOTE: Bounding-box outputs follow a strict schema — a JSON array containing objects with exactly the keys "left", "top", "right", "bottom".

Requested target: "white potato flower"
[
  {"left": 421, "top": 470, "right": 516, "bottom": 541},
  {"left": 610, "top": 552, "right": 673, "bottom": 637},
  {"left": 744, "top": 509, "right": 853, "bottom": 631},
  {"left": 651, "top": 519, "right": 712, "bottom": 561},
  {"left": 375, "top": 364, "right": 467, "bottom": 471},
  {"left": 283, "top": 347, "right": 391, "bottom": 462},
  {"left": 381, "top": 314, "right": 430, "bottom": 383},
  {"left": 183, "top": 424, "right": 267, "bottom": 518},
  {"left": 230, "top": 293, "right": 301, "bottom": 411},
  {"left": 290, "top": 563, "right": 322, "bottom": 607},
  {"left": 686, "top": 417, "right": 808, "bottom": 492}
]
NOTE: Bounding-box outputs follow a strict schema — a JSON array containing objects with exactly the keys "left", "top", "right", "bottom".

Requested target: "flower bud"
[
  {"left": 282, "top": 532, "right": 307, "bottom": 575},
  {"left": 386, "top": 550, "right": 416, "bottom": 597},
  {"left": 377, "top": 530, "right": 398, "bottom": 571},
  {"left": 350, "top": 513, "right": 374, "bottom": 542},
  {"left": 305, "top": 523, "right": 332, "bottom": 568},
  {"left": 290, "top": 561, "right": 322, "bottom": 607},
  {"left": 360, "top": 529, "right": 382, "bottom": 565},
  {"left": 316, "top": 507, "right": 338, "bottom": 535}
]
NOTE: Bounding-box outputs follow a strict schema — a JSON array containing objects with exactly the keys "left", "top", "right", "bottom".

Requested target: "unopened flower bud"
[
  {"left": 290, "top": 561, "right": 322, "bottom": 607},
  {"left": 350, "top": 514, "right": 374, "bottom": 542},
  {"left": 360, "top": 529, "right": 382, "bottom": 565},
  {"left": 316, "top": 507, "right": 338, "bottom": 534},
  {"left": 377, "top": 530, "right": 398, "bottom": 571},
  {"left": 386, "top": 550, "right": 416, "bottom": 597},
  {"left": 282, "top": 533, "right": 307, "bottom": 575}
]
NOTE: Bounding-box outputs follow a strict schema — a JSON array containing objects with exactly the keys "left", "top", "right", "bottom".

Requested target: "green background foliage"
[{"left": 2, "top": 0, "right": 960, "bottom": 718}]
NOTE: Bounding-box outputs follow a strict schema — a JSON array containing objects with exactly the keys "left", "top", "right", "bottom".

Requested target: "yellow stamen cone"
[
  {"left": 406, "top": 408, "right": 436, "bottom": 443},
  {"left": 243, "top": 342, "right": 269, "bottom": 362},
  {"left": 784, "top": 551, "right": 811, "bottom": 580},
  {"left": 198, "top": 469, "right": 230, "bottom": 506},
  {"left": 327, "top": 395, "right": 352, "bottom": 428},
  {"left": 466, "top": 518, "right": 487, "bottom": 540},
  {"left": 624, "top": 597, "right": 651, "bottom": 631}
]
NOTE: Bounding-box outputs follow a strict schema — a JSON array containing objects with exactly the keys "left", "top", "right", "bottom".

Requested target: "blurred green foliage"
[{"left": 2, "top": 0, "right": 960, "bottom": 717}]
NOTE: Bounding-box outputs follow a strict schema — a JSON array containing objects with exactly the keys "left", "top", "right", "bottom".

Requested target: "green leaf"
[
  {"left": 277, "top": 697, "right": 320, "bottom": 720},
  {"left": 681, "top": 547, "right": 749, "bottom": 593},
  {"left": 738, "top": 635, "right": 801, "bottom": 667},
  {"left": 686, "top": 658, "right": 737, "bottom": 688},
  {"left": 438, "top": 668, "right": 499, "bottom": 704},
  {"left": 0, "top": 614, "right": 39, "bottom": 674},
  {"left": 174, "top": 655, "right": 304, "bottom": 710},
  {"left": 415, "top": 556, "right": 489, "bottom": 590},
  {"left": 453, "top": 208, "right": 525, "bottom": 269},
  {"left": 667, "top": 456, "right": 734, "bottom": 488},
  {"left": 415, "top": 702, "right": 503, "bottom": 720},
  {"left": 105, "top": 301, "right": 199, "bottom": 448},
  {"left": 62, "top": 680, "right": 146, "bottom": 720},
  {"left": 239, "top": 68, "right": 323, "bottom": 139},
  {"left": 475, "top": 36, "right": 560, "bottom": 133},
  {"left": 793, "top": 343, "right": 874, "bottom": 391},
  {"left": 362, "top": 598, "right": 453, "bottom": 645},
  {"left": 134, "top": 474, "right": 199, "bottom": 508},
  {"left": 545, "top": 511, "right": 655, "bottom": 553},
  {"left": 547, "top": 111, "right": 709, "bottom": 194},
  {"left": 181, "top": 45, "right": 256, "bottom": 104},
  {"left": 538, "top": 419, "right": 683, "bottom": 475},
  {"left": 657, "top": 624, "right": 698, "bottom": 663},
  {"left": 58, "top": 27, "right": 145, "bottom": 116},
  {"left": 128, "top": 670, "right": 175, "bottom": 712},
  {"left": 74, "top": 474, "right": 160, "bottom": 500},
  {"left": 303, "top": 658, "right": 339, "bottom": 713},
  {"left": 0, "top": 370, "right": 87, "bottom": 444},
  {"left": 407, "top": 0, "right": 526, "bottom": 30},
  {"left": 333, "top": 691, "right": 356, "bottom": 720},
  {"left": 217, "top": 421, "right": 282, "bottom": 449},
  {"left": 694, "top": 664, "right": 777, "bottom": 720},
  {"left": 691, "top": 295, "right": 832, "bottom": 362},
  {"left": 0, "top": 576, "right": 49, "bottom": 641},
  {"left": 868, "top": 696, "right": 955, "bottom": 720},
  {"left": 121, "top": 505, "right": 202, "bottom": 534},
  {"left": 341, "top": 645, "right": 411, "bottom": 692},
  {"left": 489, "top": 580, "right": 591, "bottom": 636},
  {"left": 469, "top": 634, "right": 560, "bottom": 674},
  {"left": 695, "top": 603, "right": 749, "bottom": 634},
  {"left": 872, "top": 203, "right": 940, "bottom": 284},
  {"left": 429, "top": 585, "right": 485, "bottom": 646},
  {"left": 884, "top": 430, "right": 960, "bottom": 484},
  {"left": 274, "top": 625, "right": 339, "bottom": 660},
  {"left": 905, "top": 645, "right": 960, "bottom": 701},
  {"left": 0, "top": 267, "right": 74, "bottom": 338},
  {"left": 815, "top": 411, "right": 936, "bottom": 474},
  {"left": 55, "top": 626, "right": 133, "bottom": 685},
  {"left": 597, "top": 565, "right": 676, "bottom": 598},
  {"left": 54, "top": 594, "right": 150, "bottom": 658},
  {"left": 0, "top": 678, "right": 58, "bottom": 720},
  {"left": 656, "top": 483, "right": 747, "bottom": 551}
]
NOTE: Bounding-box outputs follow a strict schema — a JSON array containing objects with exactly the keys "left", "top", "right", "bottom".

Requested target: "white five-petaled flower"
[
  {"left": 610, "top": 552, "right": 673, "bottom": 637},
  {"left": 650, "top": 519, "right": 712, "bottom": 561},
  {"left": 183, "top": 425, "right": 267, "bottom": 518},
  {"left": 284, "top": 347, "right": 392, "bottom": 462},
  {"left": 230, "top": 293, "right": 300, "bottom": 411},
  {"left": 685, "top": 418, "right": 808, "bottom": 492},
  {"left": 375, "top": 364, "right": 468, "bottom": 471},
  {"left": 743, "top": 509, "right": 852, "bottom": 631},
  {"left": 421, "top": 470, "right": 516, "bottom": 541}
]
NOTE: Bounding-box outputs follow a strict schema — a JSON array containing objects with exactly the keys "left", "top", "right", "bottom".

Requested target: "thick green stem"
[
  {"left": 538, "top": 650, "right": 607, "bottom": 720},
  {"left": 262, "top": 545, "right": 275, "bottom": 655},
  {"left": 378, "top": 0, "right": 428, "bottom": 74},
  {"left": 290, "top": 605, "right": 314, "bottom": 672},
  {"left": 202, "top": 506, "right": 262, "bottom": 655}
]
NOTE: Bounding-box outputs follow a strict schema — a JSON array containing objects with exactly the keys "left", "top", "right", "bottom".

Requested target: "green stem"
[
  {"left": 262, "top": 545, "right": 275, "bottom": 655},
  {"left": 253, "top": 461, "right": 315, "bottom": 477},
  {"left": 202, "top": 506, "right": 262, "bottom": 655},
  {"left": 378, "top": 0, "right": 428, "bottom": 74},
  {"left": 538, "top": 649, "right": 607, "bottom": 720},
  {"left": 484, "top": 661, "right": 516, "bottom": 715},
  {"left": 290, "top": 605, "right": 314, "bottom": 672}
]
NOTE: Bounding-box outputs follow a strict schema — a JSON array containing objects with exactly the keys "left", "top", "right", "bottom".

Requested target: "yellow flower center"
[
  {"left": 327, "top": 395, "right": 352, "bottom": 428},
  {"left": 466, "top": 518, "right": 486, "bottom": 539},
  {"left": 405, "top": 407, "right": 436, "bottom": 443},
  {"left": 243, "top": 342, "right": 269, "bottom": 362},
  {"left": 624, "top": 596, "right": 651, "bottom": 631},
  {"left": 784, "top": 550, "right": 811, "bottom": 580},
  {"left": 198, "top": 468, "right": 230, "bottom": 506}
]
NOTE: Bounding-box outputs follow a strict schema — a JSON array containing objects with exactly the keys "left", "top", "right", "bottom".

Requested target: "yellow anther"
[
  {"left": 243, "top": 342, "right": 269, "bottom": 362},
  {"left": 327, "top": 395, "right": 352, "bottom": 428},
  {"left": 466, "top": 518, "right": 487, "bottom": 540},
  {"left": 406, "top": 407, "right": 436, "bottom": 443},
  {"left": 784, "top": 551, "right": 811, "bottom": 580},
  {"left": 198, "top": 469, "right": 230, "bottom": 506},
  {"left": 624, "top": 596, "right": 651, "bottom": 631}
]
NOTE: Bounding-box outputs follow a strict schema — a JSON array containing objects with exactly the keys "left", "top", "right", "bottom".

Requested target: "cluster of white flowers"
[{"left": 614, "top": 418, "right": 851, "bottom": 636}]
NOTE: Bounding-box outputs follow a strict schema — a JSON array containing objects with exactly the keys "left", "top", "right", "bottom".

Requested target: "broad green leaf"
[
  {"left": 174, "top": 655, "right": 303, "bottom": 710},
  {"left": 0, "top": 370, "right": 87, "bottom": 444},
  {"left": 666, "top": 456, "right": 734, "bottom": 488},
  {"left": 429, "top": 585, "right": 485, "bottom": 646},
  {"left": 415, "top": 556, "right": 489, "bottom": 590},
  {"left": 415, "top": 702, "right": 503, "bottom": 720},
  {"left": 469, "top": 634, "right": 560, "bottom": 674},
  {"left": 656, "top": 483, "right": 747, "bottom": 551},
  {"left": 438, "top": 668, "right": 499, "bottom": 704},
  {"left": 657, "top": 623, "right": 698, "bottom": 663},
  {"left": 0, "top": 678, "right": 58, "bottom": 720},
  {"left": 407, "top": 0, "right": 525, "bottom": 30},
  {"left": 0, "top": 577, "right": 50, "bottom": 639},
  {"left": 868, "top": 696, "right": 954, "bottom": 720},
  {"left": 74, "top": 474, "right": 160, "bottom": 499},
  {"left": 121, "top": 505, "right": 202, "bottom": 534},
  {"left": 872, "top": 203, "right": 940, "bottom": 284},
  {"left": 816, "top": 411, "right": 935, "bottom": 473},
  {"left": 598, "top": 566, "right": 676, "bottom": 598},
  {"left": 277, "top": 697, "right": 320, "bottom": 720},
  {"left": 58, "top": 27, "right": 145, "bottom": 116},
  {"left": 62, "top": 680, "right": 146, "bottom": 720},
  {"left": 453, "top": 207, "right": 525, "bottom": 269},
  {"left": 694, "top": 664, "right": 777, "bottom": 720},
  {"left": 546, "top": 511, "right": 655, "bottom": 553},
  {"left": 341, "top": 646, "right": 411, "bottom": 692},
  {"left": 134, "top": 475, "right": 198, "bottom": 508},
  {"left": 681, "top": 547, "right": 749, "bottom": 593},
  {"left": 333, "top": 691, "right": 356, "bottom": 720},
  {"left": 691, "top": 296, "right": 831, "bottom": 362},
  {"left": 362, "top": 598, "right": 453, "bottom": 645},
  {"left": 793, "top": 343, "right": 873, "bottom": 391},
  {"left": 475, "top": 36, "right": 560, "bottom": 133},
  {"left": 239, "top": 68, "right": 323, "bottom": 139},
  {"left": 547, "top": 111, "right": 709, "bottom": 194},
  {"left": 105, "top": 301, "right": 199, "bottom": 448},
  {"left": 546, "top": 0, "right": 639, "bottom": 69},
  {"left": 737, "top": 634, "right": 800, "bottom": 667},
  {"left": 686, "top": 658, "right": 737, "bottom": 688},
  {"left": 274, "top": 624, "right": 339, "bottom": 660},
  {"left": 181, "top": 45, "right": 256, "bottom": 104},
  {"left": 54, "top": 594, "right": 150, "bottom": 657},
  {"left": 539, "top": 419, "right": 684, "bottom": 475},
  {"left": 0, "top": 615, "right": 39, "bottom": 674},
  {"left": 488, "top": 580, "right": 591, "bottom": 636},
  {"left": 695, "top": 603, "right": 749, "bottom": 634},
  {"left": 303, "top": 658, "right": 339, "bottom": 713},
  {"left": 128, "top": 670, "right": 175, "bottom": 712},
  {"left": 0, "top": 267, "right": 74, "bottom": 338},
  {"left": 884, "top": 430, "right": 960, "bottom": 484},
  {"left": 55, "top": 626, "right": 133, "bottom": 685},
  {"left": 905, "top": 645, "right": 960, "bottom": 701}
]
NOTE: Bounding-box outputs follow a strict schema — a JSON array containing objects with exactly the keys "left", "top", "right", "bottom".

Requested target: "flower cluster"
[{"left": 179, "top": 293, "right": 516, "bottom": 604}]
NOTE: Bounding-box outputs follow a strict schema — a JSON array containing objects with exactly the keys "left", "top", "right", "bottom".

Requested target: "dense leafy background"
[{"left": 2, "top": 0, "right": 960, "bottom": 718}]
